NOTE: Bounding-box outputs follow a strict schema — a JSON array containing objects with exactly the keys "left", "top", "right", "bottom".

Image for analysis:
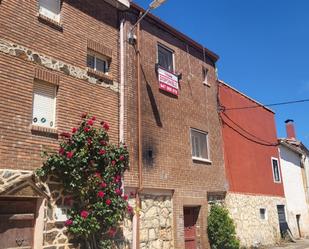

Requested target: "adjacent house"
[
  {"left": 0, "top": 0, "right": 128, "bottom": 248},
  {"left": 219, "top": 80, "right": 286, "bottom": 247},
  {"left": 278, "top": 120, "right": 309, "bottom": 238}
]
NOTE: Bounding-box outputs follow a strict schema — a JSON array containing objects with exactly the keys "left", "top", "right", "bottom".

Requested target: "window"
[
  {"left": 32, "top": 81, "right": 57, "bottom": 128},
  {"left": 260, "top": 208, "right": 267, "bottom": 220},
  {"left": 39, "top": 0, "right": 61, "bottom": 22},
  {"left": 87, "top": 52, "right": 109, "bottom": 74},
  {"left": 191, "top": 129, "right": 209, "bottom": 161},
  {"left": 271, "top": 157, "right": 281, "bottom": 183},
  {"left": 202, "top": 67, "right": 209, "bottom": 85},
  {"left": 158, "top": 44, "right": 174, "bottom": 72}
]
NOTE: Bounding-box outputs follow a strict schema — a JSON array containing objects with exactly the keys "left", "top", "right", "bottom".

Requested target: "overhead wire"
[{"left": 224, "top": 98, "right": 309, "bottom": 111}]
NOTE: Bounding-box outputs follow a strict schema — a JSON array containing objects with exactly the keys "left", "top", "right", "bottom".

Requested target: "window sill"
[
  {"left": 203, "top": 82, "right": 211, "bottom": 87},
  {"left": 31, "top": 125, "right": 58, "bottom": 138},
  {"left": 87, "top": 68, "right": 113, "bottom": 83},
  {"left": 37, "top": 13, "right": 63, "bottom": 31},
  {"left": 192, "top": 157, "right": 212, "bottom": 164}
]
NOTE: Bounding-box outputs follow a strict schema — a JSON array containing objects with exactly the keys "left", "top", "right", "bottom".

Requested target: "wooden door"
[
  {"left": 184, "top": 207, "right": 199, "bottom": 249},
  {"left": 0, "top": 198, "right": 36, "bottom": 249}
]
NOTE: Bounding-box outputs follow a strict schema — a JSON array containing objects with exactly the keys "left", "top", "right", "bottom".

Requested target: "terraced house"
[
  {"left": 0, "top": 1, "right": 227, "bottom": 249},
  {"left": 0, "top": 0, "right": 129, "bottom": 248},
  {"left": 122, "top": 3, "right": 226, "bottom": 249}
]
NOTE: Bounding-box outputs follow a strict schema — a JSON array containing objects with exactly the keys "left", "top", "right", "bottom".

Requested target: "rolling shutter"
[{"left": 32, "top": 81, "right": 56, "bottom": 128}]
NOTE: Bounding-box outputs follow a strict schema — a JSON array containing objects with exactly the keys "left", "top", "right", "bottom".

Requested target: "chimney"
[{"left": 285, "top": 119, "right": 296, "bottom": 140}]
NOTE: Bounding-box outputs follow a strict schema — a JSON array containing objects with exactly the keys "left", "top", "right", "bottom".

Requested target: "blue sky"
[{"left": 134, "top": 0, "right": 309, "bottom": 146}]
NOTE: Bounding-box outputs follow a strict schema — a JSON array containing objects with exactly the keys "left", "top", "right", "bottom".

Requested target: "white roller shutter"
[
  {"left": 32, "top": 81, "right": 56, "bottom": 128},
  {"left": 39, "top": 0, "right": 61, "bottom": 22}
]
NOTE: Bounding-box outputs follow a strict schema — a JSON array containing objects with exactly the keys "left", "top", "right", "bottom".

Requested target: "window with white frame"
[
  {"left": 158, "top": 44, "right": 174, "bottom": 72},
  {"left": 32, "top": 81, "right": 57, "bottom": 128},
  {"left": 259, "top": 208, "right": 267, "bottom": 220},
  {"left": 87, "top": 51, "right": 109, "bottom": 74},
  {"left": 39, "top": 0, "right": 61, "bottom": 22},
  {"left": 190, "top": 129, "right": 209, "bottom": 161},
  {"left": 272, "top": 157, "right": 281, "bottom": 183}
]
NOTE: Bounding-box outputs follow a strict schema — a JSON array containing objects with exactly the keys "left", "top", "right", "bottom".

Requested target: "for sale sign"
[{"left": 158, "top": 67, "right": 179, "bottom": 96}]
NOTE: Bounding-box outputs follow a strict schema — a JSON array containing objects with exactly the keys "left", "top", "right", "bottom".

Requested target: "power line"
[
  {"left": 224, "top": 98, "right": 309, "bottom": 111},
  {"left": 220, "top": 113, "right": 279, "bottom": 147}
]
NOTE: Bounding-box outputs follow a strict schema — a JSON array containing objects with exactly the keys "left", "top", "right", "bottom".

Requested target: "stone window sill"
[
  {"left": 87, "top": 68, "right": 113, "bottom": 83},
  {"left": 31, "top": 125, "right": 58, "bottom": 138},
  {"left": 192, "top": 157, "right": 212, "bottom": 165},
  {"left": 37, "top": 13, "right": 63, "bottom": 31},
  {"left": 203, "top": 81, "right": 211, "bottom": 87}
]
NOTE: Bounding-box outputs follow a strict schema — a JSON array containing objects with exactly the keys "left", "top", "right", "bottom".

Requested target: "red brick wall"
[
  {"left": 219, "top": 82, "right": 284, "bottom": 197},
  {"left": 124, "top": 11, "right": 227, "bottom": 248},
  {"left": 0, "top": 0, "right": 120, "bottom": 171}
]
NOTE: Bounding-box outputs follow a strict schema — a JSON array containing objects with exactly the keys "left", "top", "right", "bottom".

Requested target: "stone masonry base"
[{"left": 225, "top": 192, "right": 286, "bottom": 248}]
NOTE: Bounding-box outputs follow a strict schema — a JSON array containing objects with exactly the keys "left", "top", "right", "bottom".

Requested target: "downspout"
[
  {"left": 120, "top": 19, "right": 125, "bottom": 144},
  {"left": 136, "top": 18, "right": 142, "bottom": 249}
]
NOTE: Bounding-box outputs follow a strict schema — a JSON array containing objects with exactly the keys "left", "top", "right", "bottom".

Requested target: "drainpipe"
[
  {"left": 120, "top": 19, "right": 125, "bottom": 144},
  {"left": 136, "top": 18, "right": 143, "bottom": 249}
]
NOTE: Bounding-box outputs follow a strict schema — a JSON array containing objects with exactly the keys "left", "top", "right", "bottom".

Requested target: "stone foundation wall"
[
  {"left": 225, "top": 192, "right": 285, "bottom": 248},
  {"left": 140, "top": 194, "right": 173, "bottom": 249}
]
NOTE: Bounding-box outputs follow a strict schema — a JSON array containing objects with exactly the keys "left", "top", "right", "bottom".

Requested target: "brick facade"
[
  {"left": 0, "top": 0, "right": 120, "bottom": 171},
  {"left": 0, "top": 1, "right": 227, "bottom": 249},
  {"left": 123, "top": 6, "right": 227, "bottom": 249}
]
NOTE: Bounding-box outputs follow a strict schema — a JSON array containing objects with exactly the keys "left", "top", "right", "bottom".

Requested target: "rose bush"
[{"left": 36, "top": 114, "right": 131, "bottom": 249}]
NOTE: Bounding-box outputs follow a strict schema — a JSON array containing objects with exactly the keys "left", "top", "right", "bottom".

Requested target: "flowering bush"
[{"left": 36, "top": 114, "right": 131, "bottom": 249}]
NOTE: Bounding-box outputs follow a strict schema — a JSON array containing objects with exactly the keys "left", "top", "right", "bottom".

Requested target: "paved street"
[{"left": 268, "top": 239, "right": 309, "bottom": 249}]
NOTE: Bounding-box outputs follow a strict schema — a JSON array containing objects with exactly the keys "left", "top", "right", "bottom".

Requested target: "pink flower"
[
  {"left": 95, "top": 172, "right": 101, "bottom": 179},
  {"left": 66, "top": 151, "right": 74, "bottom": 159},
  {"left": 81, "top": 112, "right": 88, "bottom": 118},
  {"left": 84, "top": 127, "right": 90, "bottom": 133},
  {"left": 100, "top": 182, "right": 107, "bottom": 188},
  {"left": 72, "top": 127, "right": 77, "bottom": 134},
  {"left": 115, "top": 188, "right": 122, "bottom": 196},
  {"left": 111, "top": 160, "right": 116, "bottom": 166},
  {"left": 97, "top": 191, "right": 105, "bottom": 198},
  {"left": 102, "top": 122, "right": 110, "bottom": 131},
  {"left": 100, "top": 140, "right": 107, "bottom": 146},
  {"left": 99, "top": 149, "right": 106, "bottom": 155},
  {"left": 119, "top": 155, "right": 125, "bottom": 161},
  {"left": 114, "top": 175, "right": 121, "bottom": 183},
  {"left": 59, "top": 147, "right": 65, "bottom": 155},
  {"left": 65, "top": 219, "right": 73, "bottom": 226},
  {"left": 127, "top": 205, "right": 133, "bottom": 214},
  {"left": 108, "top": 227, "right": 117, "bottom": 237},
  {"left": 92, "top": 116, "right": 96, "bottom": 121},
  {"left": 60, "top": 132, "right": 71, "bottom": 138},
  {"left": 87, "top": 138, "right": 92, "bottom": 145},
  {"left": 87, "top": 119, "right": 94, "bottom": 126},
  {"left": 80, "top": 210, "right": 89, "bottom": 219},
  {"left": 106, "top": 199, "right": 112, "bottom": 205},
  {"left": 123, "top": 194, "right": 128, "bottom": 201}
]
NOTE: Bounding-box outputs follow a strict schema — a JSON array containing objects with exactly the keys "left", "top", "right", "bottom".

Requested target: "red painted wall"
[{"left": 219, "top": 82, "right": 284, "bottom": 197}]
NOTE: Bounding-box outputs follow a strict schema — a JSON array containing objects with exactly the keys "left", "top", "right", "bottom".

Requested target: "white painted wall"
[
  {"left": 279, "top": 145, "right": 309, "bottom": 238},
  {"left": 304, "top": 155, "right": 309, "bottom": 201}
]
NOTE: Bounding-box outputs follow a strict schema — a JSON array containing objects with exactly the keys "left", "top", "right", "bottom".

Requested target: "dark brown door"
[
  {"left": 184, "top": 207, "right": 199, "bottom": 249},
  {"left": 0, "top": 198, "right": 36, "bottom": 249}
]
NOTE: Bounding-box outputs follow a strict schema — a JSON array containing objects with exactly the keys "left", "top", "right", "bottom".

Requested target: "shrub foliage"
[
  {"left": 207, "top": 204, "right": 240, "bottom": 249},
  {"left": 36, "top": 114, "right": 131, "bottom": 249}
]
